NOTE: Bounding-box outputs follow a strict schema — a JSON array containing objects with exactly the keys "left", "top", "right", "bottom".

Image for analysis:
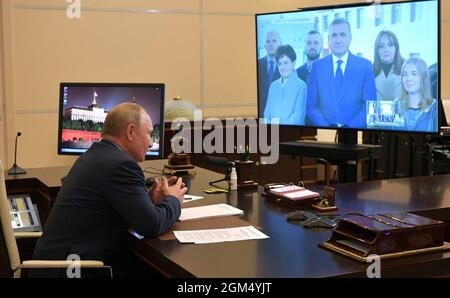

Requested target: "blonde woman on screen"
[{"left": 399, "top": 57, "right": 437, "bottom": 132}]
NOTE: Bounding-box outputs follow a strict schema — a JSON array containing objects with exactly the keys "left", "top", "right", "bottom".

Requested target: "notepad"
[{"left": 179, "top": 203, "right": 244, "bottom": 221}]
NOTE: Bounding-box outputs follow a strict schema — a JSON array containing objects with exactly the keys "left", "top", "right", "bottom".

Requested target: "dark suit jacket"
[
  {"left": 306, "top": 52, "right": 376, "bottom": 128},
  {"left": 258, "top": 56, "right": 280, "bottom": 116},
  {"left": 32, "top": 140, "right": 180, "bottom": 276},
  {"left": 296, "top": 63, "right": 310, "bottom": 84}
]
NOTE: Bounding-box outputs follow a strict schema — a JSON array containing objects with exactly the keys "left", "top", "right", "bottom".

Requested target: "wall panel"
[
  {"left": 0, "top": 1, "right": 5, "bottom": 163},
  {"left": 14, "top": 0, "right": 200, "bottom": 11},
  {"left": 12, "top": 10, "right": 201, "bottom": 110},
  {"left": 15, "top": 112, "right": 78, "bottom": 167},
  {"left": 203, "top": 15, "right": 256, "bottom": 107}
]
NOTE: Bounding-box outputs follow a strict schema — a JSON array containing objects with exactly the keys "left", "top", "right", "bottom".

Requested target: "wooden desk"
[
  {"left": 5, "top": 162, "right": 450, "bottom": 278},
  {"left": 130, "top": 172, "right": 450, "bottom": 278}
]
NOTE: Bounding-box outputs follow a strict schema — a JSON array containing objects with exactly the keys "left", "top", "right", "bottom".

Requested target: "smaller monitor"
[{"left": 58, "top": 82, "right": 165, "bottom": 159}]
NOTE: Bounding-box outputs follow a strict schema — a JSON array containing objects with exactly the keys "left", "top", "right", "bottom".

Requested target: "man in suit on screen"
[
  {"left": 306, "top": 18, "right": 376, "bottom": 128},
  {"left": 258, "top": 30, "right": 281, "bottom": 117},
  {"left": 296, "top": 30, "right": 323, "bottom": 84}
]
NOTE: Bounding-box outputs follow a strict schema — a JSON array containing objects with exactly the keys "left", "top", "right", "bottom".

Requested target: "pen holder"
[
  {"left": 311, "top": 186, "right": 338, "bottom": 211},
  {"left": 234, "top": 160, "right": 258, "bottom": 190}
]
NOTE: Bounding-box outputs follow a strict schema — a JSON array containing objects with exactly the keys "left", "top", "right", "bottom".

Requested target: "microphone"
[
  {"left": 8, "top": 132, "right": 26, "bottom": 175},
  {"left": 206, "top": 156, "right": 234, "bottom": 168},
  {"left": 206, "top": 156, "right": 234, "bottom": 187}
]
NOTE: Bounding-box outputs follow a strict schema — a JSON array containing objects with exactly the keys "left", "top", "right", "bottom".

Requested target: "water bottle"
[{"left": 230, "top": 167, "right": 238, "bottom": 190}]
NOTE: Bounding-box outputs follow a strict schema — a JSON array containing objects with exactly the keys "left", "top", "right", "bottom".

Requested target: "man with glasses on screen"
[
  {"left": 306, "top": 18, "right": 376, "bottom": 128},
  {"left": 32, "top": 103, "right": 187, "bottom": 277}
]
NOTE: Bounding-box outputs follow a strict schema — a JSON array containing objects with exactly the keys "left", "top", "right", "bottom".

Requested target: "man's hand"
[
  {"left": 149, "top": 176, "right": 187, "bottom": 204},
  {"left": 162, "top": 177, "right": 188, "bottom": 204}
]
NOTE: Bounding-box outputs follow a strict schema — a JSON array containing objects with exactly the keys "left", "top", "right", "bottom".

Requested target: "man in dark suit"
[
  {"left": 258, "top": 30, "right": 281, "bottom": 116},
  {"left": 296, "top": 30, "right": 323, "bottom": 84},
  {"left": 306, "top": 18, "right": 376, "bottom": 128},
  {"left": 32, "top": 103, "right": 187, "bottom": 277}
]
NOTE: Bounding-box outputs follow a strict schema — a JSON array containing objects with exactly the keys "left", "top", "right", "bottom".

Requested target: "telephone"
[
  {"left": 286, "top": 210, "right": 314, "bottom": 220},
  {"left": 286, "top": 210, "right": 338, "bottom": 228}
]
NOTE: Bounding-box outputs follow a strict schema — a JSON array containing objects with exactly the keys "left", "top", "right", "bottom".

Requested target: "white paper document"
[
  {"left": 183, "top": 194, "right": 204, "bottom": 203},
  {"left": 173, "top": 226, "right": 269, "bottom": 244},
  {"left": 179, "top": 203, "right": 244, "bottom": 221}
]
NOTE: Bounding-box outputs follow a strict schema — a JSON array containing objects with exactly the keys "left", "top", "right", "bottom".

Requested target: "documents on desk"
[
  {"left": 173, "top": 226, "right": 269, "bottom": 244},
  {"left": 179, "top": 203, "right": 244, "bottom": 221},
  {"left": 130, "top": 204, "right": 245, "bottom": 240}
]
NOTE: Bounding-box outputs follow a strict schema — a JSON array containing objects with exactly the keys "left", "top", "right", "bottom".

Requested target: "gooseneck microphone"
[{"left": 8, "top": 131, "right": 27, "bottom": 175}]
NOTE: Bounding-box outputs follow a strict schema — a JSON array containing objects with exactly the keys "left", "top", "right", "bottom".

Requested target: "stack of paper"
[
  {"left": 179, "top": 203, "right": 244, "bottom": 221},
  {"left": 173, "top": 226, "right": 269, "bottom": 244}
]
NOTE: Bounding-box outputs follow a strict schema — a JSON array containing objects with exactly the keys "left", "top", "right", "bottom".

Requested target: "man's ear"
[{"left": 126, "top": 123, "right": 136, "bottom": 141}]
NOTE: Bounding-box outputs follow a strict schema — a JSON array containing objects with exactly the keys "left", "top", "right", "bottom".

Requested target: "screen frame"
[
  {"left": 255, "top": 0, "right": 441, "bottom": 135},
  {"left": 57, "top": 82, "right": 165, "bottom": 160}
]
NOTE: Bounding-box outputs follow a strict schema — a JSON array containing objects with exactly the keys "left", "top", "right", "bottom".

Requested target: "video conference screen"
[
  {"left": 58, "top": 83, "right": 165, "bottom": 159},
  {"left": 256, "top": 0, "right": 439, "bottom": 133}
]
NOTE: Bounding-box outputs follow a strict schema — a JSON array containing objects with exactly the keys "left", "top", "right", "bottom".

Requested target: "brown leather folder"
[{"left": 320, "top": 212, "right": 448, "bottom": 262}]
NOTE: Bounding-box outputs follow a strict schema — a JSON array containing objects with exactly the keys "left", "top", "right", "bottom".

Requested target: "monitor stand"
[
  {"left": 337, "top": 129, "right": 357, "bottom": 145},
  {"left": 336, "top": 130, "right": 358, "bottom": 183},
  {"left": 279, "top": 130, "right": 382, "bottom": 183}
]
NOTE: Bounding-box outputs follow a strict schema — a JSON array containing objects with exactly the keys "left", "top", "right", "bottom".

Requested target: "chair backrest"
[{"left": 0, "top": 160, "right": 21, "bottom": 276}]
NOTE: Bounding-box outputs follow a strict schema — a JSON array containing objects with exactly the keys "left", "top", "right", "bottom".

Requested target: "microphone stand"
[
  {"left": 8, "top": 133, "right": 26, "bottom": 175},
  {"left": 209, "top": 165, "right": 232, "bottom": 187}
]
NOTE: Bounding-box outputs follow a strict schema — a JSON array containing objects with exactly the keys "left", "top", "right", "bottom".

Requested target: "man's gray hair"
[
  {"left": 329, "top": 17, "right": 351, "bottom": 34},
  {"left": 101, "top": 102, "right": 146, "bottom": 138}
]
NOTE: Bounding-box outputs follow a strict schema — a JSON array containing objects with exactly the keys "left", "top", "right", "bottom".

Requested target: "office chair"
[{"left": 0, "top": 160, "right": 112, "bottom": 278}]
